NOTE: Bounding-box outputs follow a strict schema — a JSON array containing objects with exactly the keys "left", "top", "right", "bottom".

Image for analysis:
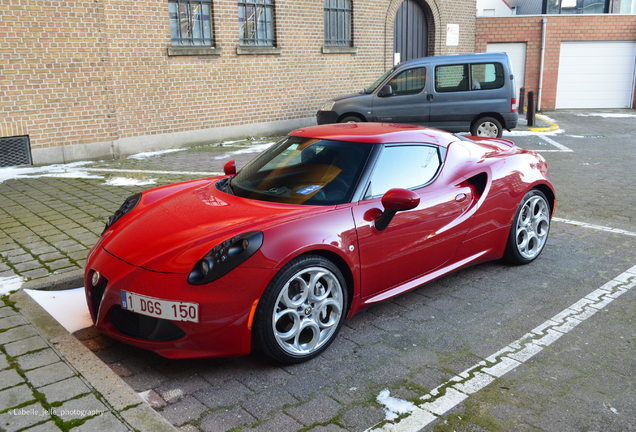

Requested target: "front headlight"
[
  {"left": 102, "top": 193, "right": 142, "bottom": 235},
  {"left": 187, "top": 231, "right": 264, "bottom": 285},
  {"left": 320, "top": 100, "right": 336, "bottom": 111}
]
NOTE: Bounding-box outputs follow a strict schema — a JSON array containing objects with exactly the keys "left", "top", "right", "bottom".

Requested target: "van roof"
[{"left": 396, "top": 52, "right": 510, "bottom": 69}]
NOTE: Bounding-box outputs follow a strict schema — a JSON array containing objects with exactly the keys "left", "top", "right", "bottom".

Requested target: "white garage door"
[
  {"left": 556, "top": 41, "right": 636, "bottom": 109},
  {"left": 487, "top": 42, "right": 526, "bottom": 108}
]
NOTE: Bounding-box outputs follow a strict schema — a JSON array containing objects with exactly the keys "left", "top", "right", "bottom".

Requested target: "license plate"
[{"left": 121, "top": 291, "right": 199, "bottom": 323}]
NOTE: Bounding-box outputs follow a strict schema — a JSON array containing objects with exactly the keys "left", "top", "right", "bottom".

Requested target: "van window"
[
  {"left": 471, "top": 63, "right": 505, "bottom": 90},
  {"left": 386, "top": 67, "right": 427, "bottom": 96},
  {"left": 435, "top": 65, "right": 469, "bottom": 92}
]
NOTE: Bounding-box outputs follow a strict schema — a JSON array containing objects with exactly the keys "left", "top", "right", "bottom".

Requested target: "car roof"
[{"left": 289, "top": 123, "right": 460, "bottom": 148}]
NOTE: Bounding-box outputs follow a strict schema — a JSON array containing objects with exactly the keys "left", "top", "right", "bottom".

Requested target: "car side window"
[
  {"left": 471, "top": 62, "right": 505, "bottom": 90},
  {"left": 365, "top": 145, "right": 441, "bottom": 199},
  {"left": 386, "top": 67, "right": 426, "bottom": 96},
  {"left": 435, "top": 64, "right": 469, "bottom": 93}
]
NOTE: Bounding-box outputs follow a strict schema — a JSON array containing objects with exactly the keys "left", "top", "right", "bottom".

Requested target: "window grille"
[
  {"left": 239, "top": 0, "right": 276, "bottom": 46},
  {"left": 0, "top": 136, "right": 32, "bottom": 167},
  {"left": 169, "top": 0, "right": 213, "bottom": 46},
  {"left": 324, "top": 0, "right": 352, "bottom": 47}
]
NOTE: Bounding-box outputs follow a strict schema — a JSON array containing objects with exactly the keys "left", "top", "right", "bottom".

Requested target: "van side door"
[{"left": 371, "top": 67, "right": 430, "bottom": 125}]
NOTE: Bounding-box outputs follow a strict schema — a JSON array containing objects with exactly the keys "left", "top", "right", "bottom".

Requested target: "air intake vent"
[{"left": 0, "top": 136, "right": 32, "bottom": 167}]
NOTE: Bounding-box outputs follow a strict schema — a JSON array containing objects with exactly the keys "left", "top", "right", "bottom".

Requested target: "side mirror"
[
  {"left": 378, "top": 84, "right": 393, "bottom": 97},
  {"left": 223, "top": 160, "right": 236, "bottom": 176},
  {"left": 375, "top": 188, "right": 420, "bottom": 231}
]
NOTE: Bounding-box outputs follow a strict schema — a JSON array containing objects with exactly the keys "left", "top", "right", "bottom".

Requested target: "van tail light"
[{"left": 511, "top": 98, "right": 517, "bottom": 113}]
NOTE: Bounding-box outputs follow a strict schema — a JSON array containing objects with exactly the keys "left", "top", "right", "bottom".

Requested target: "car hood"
[
  {"left": 101, "top": 178, "right": 326, "bottom": 273},
  {"left": 333, "top": 92, "right": 369, "bottom": 102}
]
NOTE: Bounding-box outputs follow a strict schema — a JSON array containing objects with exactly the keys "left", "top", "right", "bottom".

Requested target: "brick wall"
[
  {"left": 1, "top": 0, "right": 476, "bottom": 164},
  {"left": 476, "top": 14, "right": 636, "bottom": 110}
]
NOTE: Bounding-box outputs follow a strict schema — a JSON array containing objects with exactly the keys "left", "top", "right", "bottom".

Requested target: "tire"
[
  {"left": 503, "top": 189, "right": 551, "bottom": 265},
  {"left": 339, "top": 115, "right": 363, "bottom": 123},
  {"left": 253, "top": 255, "right": 348, "bottom": 363},
  {"left": 471, "top": 117, "right": 503, "bottom": 138}
]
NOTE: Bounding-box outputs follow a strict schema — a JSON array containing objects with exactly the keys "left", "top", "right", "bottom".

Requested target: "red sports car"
[{"left": 85, "top": 123, "right": 554, "bottom": 363}]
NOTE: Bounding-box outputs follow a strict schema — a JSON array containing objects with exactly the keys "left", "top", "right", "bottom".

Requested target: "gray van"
[{"left": 317, "top": 52, "right": 518, "bottom": 138}]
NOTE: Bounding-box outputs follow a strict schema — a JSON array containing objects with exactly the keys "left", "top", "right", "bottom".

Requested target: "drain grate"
[{"left": 0, "top": 135, "right": 32, "bottom": 167}]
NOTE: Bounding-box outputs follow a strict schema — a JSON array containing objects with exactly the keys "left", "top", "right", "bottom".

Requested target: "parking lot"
[{"left": 1, "top": 110, "right": 635, "bottom": 431}]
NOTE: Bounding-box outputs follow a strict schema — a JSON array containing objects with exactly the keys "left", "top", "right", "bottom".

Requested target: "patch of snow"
[
  {"left": 503, "top": 129, "right": 564, "bottom": 137},
  {"left": 537, "top": 114, "right": 557, "bottom": 123},
  {"left": 24, "top": 287, "right": 92, "bottom": 333},
  {"left": 377, "top": 389, "right": 417, "bottom": 421},
  {"left": 128, "top": 148, "right": 187, "bottom": 159},
  {"left": 577, "top": 113, "right": 636, "bottom": 118},
  {"left": 104, "top": 177, "right": 157, "bottom": 187},
  {"left": 213, "top": 142, "right": 275, "bottom": 160},
  {"left": 0, "top": 276, "right": 25, "bottom": 296},
  {"left": 0, "top": 162, "right": 103, "bottom": 185}
]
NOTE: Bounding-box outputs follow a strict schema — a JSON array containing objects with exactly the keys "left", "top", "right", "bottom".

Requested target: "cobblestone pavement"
[{"left": 1, "top": 112, "right": 635, "bottom": 431}]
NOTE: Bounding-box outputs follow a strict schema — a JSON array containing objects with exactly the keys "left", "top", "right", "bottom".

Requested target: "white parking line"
[
  {"left": 367, "top": 266, "right": 636, "bottom": 431},
  {"left": 83, "top": 168, "right": 222, "bottom": 176},
  {"left": 527, "top": 135, "right": 573, "bottom": 153},
  {"left": 553, "top": 217, "right": 636, "bottom": 237}
]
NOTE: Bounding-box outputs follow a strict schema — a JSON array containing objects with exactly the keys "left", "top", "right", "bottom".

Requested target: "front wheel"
[
  {"left": 471, "top": 117, "right": 503, "bottom": 138},
  {"left": 503, "top": 190, "right": 551, "bottom": 265},
  {"left": 339, "top": 115, "right": 363, "bottom": 123},
  {"left": 253, "top": 255, "right": 348, "bottom": 363}
]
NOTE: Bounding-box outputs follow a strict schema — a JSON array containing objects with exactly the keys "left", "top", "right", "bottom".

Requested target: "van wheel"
[
  {"left": 339, "top": 116, "right": 363, "bottom": 123},
  {"left": 471, "top": 117, "right": 502, "bottom": 138}
]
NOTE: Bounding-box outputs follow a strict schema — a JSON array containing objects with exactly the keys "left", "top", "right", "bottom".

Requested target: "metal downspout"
[{"left": 538, "top": 18, "right": 547, "bottom": 111}]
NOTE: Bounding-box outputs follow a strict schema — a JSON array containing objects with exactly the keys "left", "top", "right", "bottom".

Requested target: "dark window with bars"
[
  {"left": 169, "top": 0, "right": 213, "bottom": 46},
  {"left": 324, "top": 0, "right": 352, "bottom": 47},
  {"left": 239, "top": 0, "right": 276, "bottom": 46}
]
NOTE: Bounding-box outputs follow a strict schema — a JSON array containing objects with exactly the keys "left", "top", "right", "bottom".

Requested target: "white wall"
[{"left": 476, "top": 0, "right": 513, "bottom": 16}]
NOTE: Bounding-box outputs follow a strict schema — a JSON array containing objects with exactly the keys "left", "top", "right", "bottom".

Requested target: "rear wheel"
[
  {"left": 253, "top": 255, "right": 348, "bottom": 363},
  {"left": 503, "top": 189, "right": 551, "bottom": 265},
  {"left": 471, "top": 116, "right": 503, "bottom": 138}
]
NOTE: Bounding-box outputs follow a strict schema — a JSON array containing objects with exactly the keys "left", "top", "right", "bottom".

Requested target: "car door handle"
[{"left": 426, "top": 94, "right": 433, "bottom": 101}]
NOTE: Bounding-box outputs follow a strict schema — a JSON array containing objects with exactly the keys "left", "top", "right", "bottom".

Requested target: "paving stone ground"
[{"left": 1, "top": 112, "right": 635, "bottom": 431}]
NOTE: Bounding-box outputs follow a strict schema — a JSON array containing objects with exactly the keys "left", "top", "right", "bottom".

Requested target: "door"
[
  {"left": 556, "top": 41, "right": 636, "bottom": 109},
  {"left": 487, "top": 42, "right": 526, "bottom": 109},
  {"left": 352, "top": 144, "right": 474, "bottom": 299},
  {"left": 372, "top": 66, "right": 430, "bottom": 124},
  {"left": 394, "top": 0, "right": 428, "bottom": 64}
]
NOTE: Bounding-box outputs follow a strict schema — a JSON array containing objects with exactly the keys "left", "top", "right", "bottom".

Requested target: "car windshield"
[
  {"left": 231, "top": 136, "right": 372, "bottom": 205},
  {"left": 365, "top": 68, "right": 395, "bottom": 94}
]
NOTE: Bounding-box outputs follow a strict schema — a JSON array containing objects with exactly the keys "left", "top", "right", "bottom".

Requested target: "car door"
[
  {"left": 372, "top": 67, "right": 430, "bottom": 125},
  {"left": 352, "top": 144, "right": 474, "bottom": 299}
]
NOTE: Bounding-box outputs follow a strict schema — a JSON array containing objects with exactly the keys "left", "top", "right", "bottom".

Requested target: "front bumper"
[
  {"left": 316, "top": 110, "right": 339, "bottom": 125},
  {"left": 85, "top": 246, "right": 272, "bottom": 359}
]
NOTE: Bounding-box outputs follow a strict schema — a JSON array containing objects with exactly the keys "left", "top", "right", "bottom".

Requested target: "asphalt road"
[
  {"left": 78, "top": 111, "right": 636, "bottom": 431},
  {"left": 2, "top": 110, "right": 635, "bottom": 432}
]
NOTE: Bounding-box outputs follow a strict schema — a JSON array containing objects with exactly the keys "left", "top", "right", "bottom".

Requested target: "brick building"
[
  {"left": 1, "top": 0, "right": 477, "bottom": 166},
  {"left": 475, "top": 14, "right": 636, "bottom": 111}
]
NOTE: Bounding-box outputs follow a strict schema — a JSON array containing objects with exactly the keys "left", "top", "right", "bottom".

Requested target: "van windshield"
[{"left": 365, "top": 68, "right": 395, "bottom": 94}]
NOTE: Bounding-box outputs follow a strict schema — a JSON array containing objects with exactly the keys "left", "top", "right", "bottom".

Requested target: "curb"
[
  {"left": 529, "top": 114, "right": 560, "bottom": 132},
  {"left": 12, "top": 284, "right": 178, "bottom": 431},
  {"left": 22, "top": 269, "right": 85, "bottom": 291}
]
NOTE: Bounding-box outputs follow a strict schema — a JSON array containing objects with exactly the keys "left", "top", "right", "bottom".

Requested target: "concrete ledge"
[
  {"left": 167, "top": 46, "right": 222, "bottom": 57},
  {"left": 22, "top": 269, "right": 85, "bottom": 291},
  {"left": 322, "top": 46, "right": 357, "bottom": 55},
  {"left": 236, "top": 46, "right": 282, "bottom": 55},
  {"left": 31, "top": 117, "right": 317, "bottom": 165},
  {"left": 11, "top": 288, "right": 177, "bottom": 431}
]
